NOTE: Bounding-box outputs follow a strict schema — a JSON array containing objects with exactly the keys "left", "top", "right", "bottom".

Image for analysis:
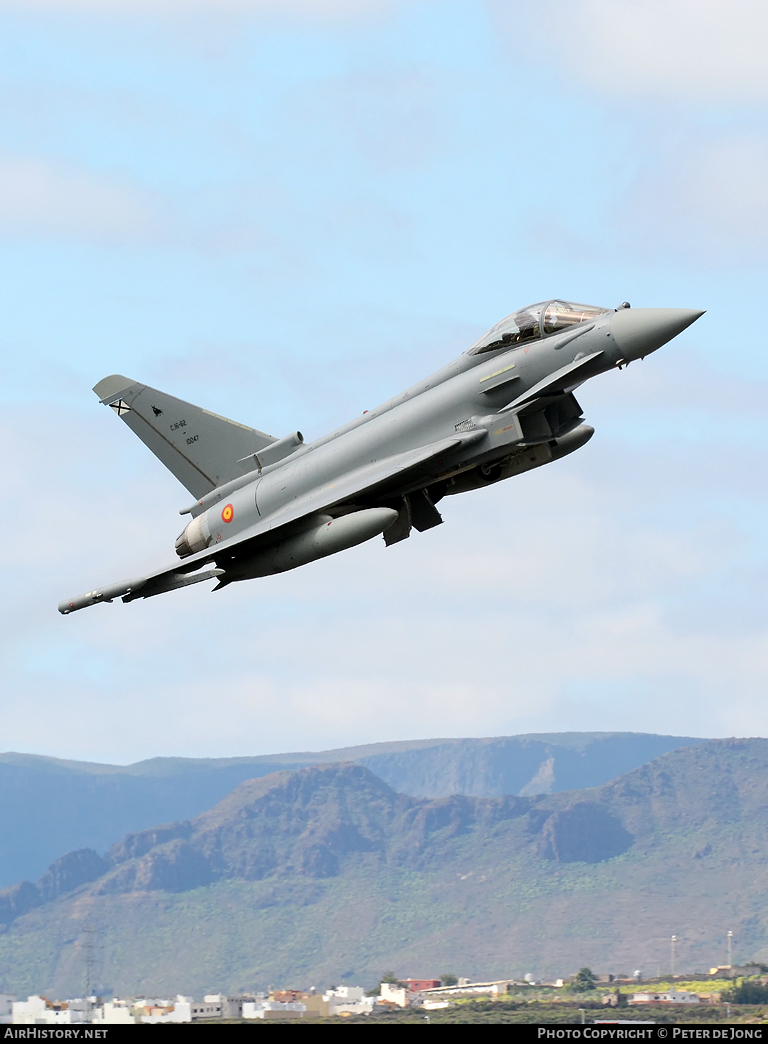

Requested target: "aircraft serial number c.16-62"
[{"left": 59, "top": 299, "right": 703, "bottom": 614}]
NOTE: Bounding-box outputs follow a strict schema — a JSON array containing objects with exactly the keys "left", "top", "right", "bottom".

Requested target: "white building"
[
  {"left": 0, "top": 994, "right": 14, "bottom": 1025},
  {"left": 200, "top": 994, "right": 253, "bottom": 1019},
  {"left": 137, "top": 996, "right": 192, "bottom": 1023},
  {"left": 630, "top": 991, "right": 700, "bottom": 1005},
  {"left": 326, "top": 986, "right": 365, "bottom": 1003},
  {"left": 13, "top": 996, "right": 88, "bottom": 1024},
  {"left": 242, "top": 1000, "right": 307, "bottom": 1020},
  {"left": 92, "top": 1001, "right": 135, "bottom": 1024},
  {"left": 324, "top": 986, "right": 374, "bottom": 1016},
  {"left": 91, "top": 998, "right": 134, "bottom": 1023},
  {"left": 417, "top": 979, "right": 515, "bottom": 1000},
  {"left": 191, "top": 998, "right": 222, "bottom": 1020},
  {"left": 379, "top": 983, "right": 409, "bottom": 1008}
]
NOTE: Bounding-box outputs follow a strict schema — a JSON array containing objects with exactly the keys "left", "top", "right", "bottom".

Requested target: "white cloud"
[
  {"left": 491, "top": 0, "right": 768, "bottom": 101},
  {"left": 536, "top": 128, "right": 768, "bottom": 266},
  {"left": 622, "top": 135, "right": 768, "bottom": 261},
  {"left": 0, "top": 158, "right": 158, "bottom": 243}
]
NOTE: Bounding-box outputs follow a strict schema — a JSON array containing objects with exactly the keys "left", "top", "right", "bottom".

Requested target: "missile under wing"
[{"left": 59, "top": 300, "right": 703, "bottom": 614}]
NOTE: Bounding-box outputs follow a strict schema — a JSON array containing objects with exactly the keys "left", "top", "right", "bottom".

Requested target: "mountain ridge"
[{"left": 0, "top": 731, "right": 702, "bottom": 887}]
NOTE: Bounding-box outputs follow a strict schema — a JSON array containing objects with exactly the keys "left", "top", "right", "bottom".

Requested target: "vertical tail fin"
[{"left": 93, "top": 375, "right": 277, "bottom": 499}]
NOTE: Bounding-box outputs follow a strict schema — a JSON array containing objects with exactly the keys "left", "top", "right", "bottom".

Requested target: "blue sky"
[{"left": 2, "top": 0, "right": 767, "bottom": 762}]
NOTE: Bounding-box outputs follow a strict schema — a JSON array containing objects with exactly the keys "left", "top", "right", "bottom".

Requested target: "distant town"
[{"left": 3, "top": 964, "right": 766, "bottom": 1024}]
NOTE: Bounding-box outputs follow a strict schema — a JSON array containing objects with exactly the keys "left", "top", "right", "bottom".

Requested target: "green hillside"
[
  {"left": 0, "top": 738, "right": 763, "bottom": 998},
  {"left": 0, "top": 732, "right": 700, "bottom": 887}
]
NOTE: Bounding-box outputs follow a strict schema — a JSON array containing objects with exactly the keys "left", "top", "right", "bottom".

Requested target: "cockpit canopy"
[{"left": 468, "top": 300, "right": 611, "bottom": 355}]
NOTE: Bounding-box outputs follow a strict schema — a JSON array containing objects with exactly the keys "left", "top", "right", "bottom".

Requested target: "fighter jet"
[{"left": 59, "top": 300, "right": 703, "bottom": 614}]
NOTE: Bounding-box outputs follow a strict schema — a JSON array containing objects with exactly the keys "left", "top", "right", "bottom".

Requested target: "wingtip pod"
[{"left": 58, "top": 577, "right": 147, "bottom": 615}]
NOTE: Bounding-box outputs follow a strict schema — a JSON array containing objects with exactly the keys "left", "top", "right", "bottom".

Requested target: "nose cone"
[{"left": 611, "top": 308, "right": 704, "bottom": 362}]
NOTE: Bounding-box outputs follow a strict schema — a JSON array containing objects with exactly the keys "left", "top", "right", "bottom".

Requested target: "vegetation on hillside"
[{"left": 340, "top": 999, "right": 764, "bottom": 1024}]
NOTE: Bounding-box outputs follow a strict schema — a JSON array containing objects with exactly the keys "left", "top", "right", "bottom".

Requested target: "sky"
[{"left": 2, "top": 0, "right": 767, "bottom": 763}]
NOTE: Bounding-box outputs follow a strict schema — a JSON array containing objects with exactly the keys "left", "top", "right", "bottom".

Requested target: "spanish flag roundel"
[{"left": 221, "top": 503, "right": 234, "bottom": 523}]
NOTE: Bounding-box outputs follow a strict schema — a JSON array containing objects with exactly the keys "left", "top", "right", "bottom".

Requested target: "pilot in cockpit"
[{"left": 468, "top": 299, "right": 610, "bottom": 355}]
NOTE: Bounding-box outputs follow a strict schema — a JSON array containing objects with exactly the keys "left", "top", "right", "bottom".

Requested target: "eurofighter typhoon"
[{"left": 59, "top": 300, "right": 703, "bottom": 614}]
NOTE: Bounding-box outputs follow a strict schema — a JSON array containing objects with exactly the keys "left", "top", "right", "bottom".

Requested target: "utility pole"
[
  {"left": 727, "top": 930, "right": 733, "bottom": 968},
  {"left": 671, "top": 935, "right": 677, "bottom": 978},
  {"left": 83, "top": 924, "right": 96, "bottom": 1001}
]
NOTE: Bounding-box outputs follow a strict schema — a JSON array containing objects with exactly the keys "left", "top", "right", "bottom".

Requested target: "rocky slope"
[{"left": 0, "top": 731, "right": 700, "bottom": 886}]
